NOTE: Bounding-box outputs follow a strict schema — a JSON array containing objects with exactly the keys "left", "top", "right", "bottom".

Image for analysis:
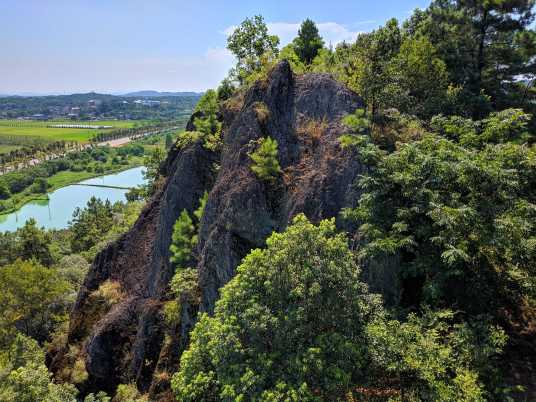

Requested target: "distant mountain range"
[
  {"left": 121, "top": 91, "right": 203, "bottom": 98},
  {"left": 0, "top": 91, "right": 202, "bottom": 98}
]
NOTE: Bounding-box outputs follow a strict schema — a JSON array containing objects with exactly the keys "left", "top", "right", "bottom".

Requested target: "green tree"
[
  {"left": 343, "top": 19, "right": 402, "bottom": 117},
  {"left": 17, "top": 218, "right": 53, "bottom": 266},
  {"left": 227, "top": 15, "right": 280, "bottom": 84},
  {"left": 407, "top": 0, "right": 536, "bottom": 116},
  {"left": 70, "top": 197, "right": 114, "bottom": 253},
  {"left": 217, "top": 78, "right": 236, "bottom": 102},
  {"left": 0, "top": 182, "right": 10, "bottom": 200},
  {"left": 143, "top": 146, "right": 166, "bottom": 193},
  {"left": 0, "top": 260, "right": 70, "bottom": 344},
  {"left": 386, "top": 35, "right": 451, "bottom": 119},
  {"left": 249, "top": 137, "right": 282, "bottom": 182},
  {"left": 172, "top": 215, "right": 383, "bottom": 401},
  {"left": 366, "top": 310, "right": 507, "bottom": 400},
  {"left": 344, "top": 134, "right": 536, "bottom": 315},
  {"left": 293, "top": 19, "right": 325, "bottom": 65},
  {"left": 0, "top": 334, "right": 78, "bottom": 402},
  {"left": 193, "top": 89, "right": 222, "bottom": 151},
  {"left": 169, "top": 210, "right": 196, "bottom": 269}
]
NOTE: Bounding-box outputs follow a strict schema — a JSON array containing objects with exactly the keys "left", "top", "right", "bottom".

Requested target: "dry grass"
[
  {"left": 253, "top": 101, "right": 270, "bottom": 125},
  {"left": 91, "top": 280, "right": 124, "bottom": 307},
  {"left": 223, "top": 89, "right": 245, "bottom": 114},
  {"left": 297, "top": 117, "right": 328, "bottom": 146},
  {"left": 71, "top": 356, "right": 89, "bottom": 384}
]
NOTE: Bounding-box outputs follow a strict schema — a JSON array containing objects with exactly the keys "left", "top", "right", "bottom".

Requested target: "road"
[{"left": 0, "top": 128, "right": 175, "bottom": 175}]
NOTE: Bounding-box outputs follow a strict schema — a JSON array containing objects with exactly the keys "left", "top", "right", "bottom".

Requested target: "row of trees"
[{"left": 222, "top": 1, "right": 536, "bottom": 125}]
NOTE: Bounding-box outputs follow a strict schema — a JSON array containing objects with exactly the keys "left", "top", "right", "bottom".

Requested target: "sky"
[{"left": 0, "top": 0, "right": 431, "bottom": 95}]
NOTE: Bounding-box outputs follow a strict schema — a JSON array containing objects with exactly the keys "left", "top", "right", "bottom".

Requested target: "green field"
[
  {"left": 0, "top": 144, "right": 21, "bottom": 154},
  {"left": 0, "top": 119, "right": 146, "bottom": 145}
]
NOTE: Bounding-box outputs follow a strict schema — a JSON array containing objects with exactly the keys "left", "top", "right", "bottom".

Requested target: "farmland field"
[
  {"left": 0, "top": 144, "right": 21, "bottom": 154},
  {"left": 0, "top": 119, "right": 147, "bottom": 145}
]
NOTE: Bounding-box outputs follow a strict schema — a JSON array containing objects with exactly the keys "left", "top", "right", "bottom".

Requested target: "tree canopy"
[{"left": 293, "top": 19, "right": 325, "bottom": 65}]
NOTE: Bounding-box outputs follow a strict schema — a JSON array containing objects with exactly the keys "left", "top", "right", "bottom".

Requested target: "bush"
[
  {"left": 344, "top": 134, "right": 536, "bottom": 315},
  {"left": 169, "top": 210, "right": 197, "bottom": 269},
  {"left": 172, "top": 215, "right": 383, "bottom": 401},
  {"left": 249, "top": 137, "right": 282, "bottom": 182}
]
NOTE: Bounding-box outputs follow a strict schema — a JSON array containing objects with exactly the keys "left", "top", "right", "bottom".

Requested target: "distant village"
[
  {"left": 0, "top": 93, "right": 199, "bottom": 121},
  {"left": 23, "top": 99, "right": 171, "bottom": 121}
]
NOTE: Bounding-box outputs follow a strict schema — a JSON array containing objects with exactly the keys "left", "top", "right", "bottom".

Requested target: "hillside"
[
  {"left": 50, "top": 60, "right": 371, "bottom": 399},
  {"left": 2, "top": 3, "right": 536, "bottom": 402},
  {"left": 122, "top": 91, "right": 202, "bottom": 98}
]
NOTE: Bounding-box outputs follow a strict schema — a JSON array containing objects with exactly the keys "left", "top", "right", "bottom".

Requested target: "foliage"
[
  {"left": 114, "top": 383, "right": 148, "bottom": 402},
  {"left": 278, "top": 44, "right": 307, "bottom": 74},
  {"left": 366, "top": 310, "right": 507, "bottom": 400},
  {"left": 339, "top": 109, "right": 385, "bottom": 164},
  {"left": 91, "top": 280, "right": 124, "bottom": 308},
  {"left": 0, "top": 259, "right": 70, "bottom": 345},
  {"left": 340, "top": 19, "right": 401, "bottom": 117},
  {"left": 17, "top": 218, "right": 54, "bottom": 266},
  {"left": 170, "top": 268, "right": 200, "bottom": 305},
  {"left": 172, "top": 215, "right": 383, "bottom": 401},
  {"left": 344, "top": 134, "right": 536, "bottom": 314},
  {"left": 249, "top": 137, "right": 282, "bottom": 182},
  {"left": 386, "top": 35, "right": 451, "bottom": 119},
  {"left": 431, "top": 108, "right": 533, "bottom": 147},
  {"left": 227, "top": 15, "right": 280, "bottom": 84},
  {"left": 0, "top": 334, "right": 78, "bottom": 402},
  {"left": 193, "top": 191, "right": 208, "bottom": 222},
  {"left": 293, "top": 19, "right": 325, "bottom": 65},
  {"left": 217, "top": 78, "right": 237, "bottom": 102},
  {"left": 143, "top": 146, "right": 166, "bottom": 192},
  {"left": 70, "top": 197, "right": 115, "bottom": 253},
  {"left": 406, "top": 0, "right": 536, "bottom": 118},
  {"left": 169, "top": 210, "right": 197, "bottom": 269},
  {"left": 193, "top": 89, "right": 222, "bottom": 151}
]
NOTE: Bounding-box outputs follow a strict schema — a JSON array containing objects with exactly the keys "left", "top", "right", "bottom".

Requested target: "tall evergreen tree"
[
  {"left": 406, "top": 0, "right": 536, "bottom": 116},
  {"left": 293, "top": 19, "right": 325, "bottom": 65}
]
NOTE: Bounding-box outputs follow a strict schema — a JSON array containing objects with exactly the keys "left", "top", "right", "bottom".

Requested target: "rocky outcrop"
[{"left": 51, "top": 61, "right": 396, "bottom": 399}]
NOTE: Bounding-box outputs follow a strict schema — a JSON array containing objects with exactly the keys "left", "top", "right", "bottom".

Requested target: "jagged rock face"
[
  {"left": 197, "top": 61, "right": 365, "bottom": 313},
  {"left": 51, "top": 61, "right": 388, "bottom": 399}
]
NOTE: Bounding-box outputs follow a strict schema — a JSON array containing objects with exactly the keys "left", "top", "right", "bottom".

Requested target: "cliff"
[{"left": 50, "top": 61, "right": 394, "bottom": 399}]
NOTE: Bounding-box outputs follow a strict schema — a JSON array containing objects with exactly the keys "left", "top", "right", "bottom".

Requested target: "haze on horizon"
[{"left": 0, "top": 0, "right": 428, "bottom": 95}]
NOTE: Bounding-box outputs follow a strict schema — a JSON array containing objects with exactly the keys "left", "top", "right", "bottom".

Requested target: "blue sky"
[{"left": 0, "top": 0, "right": 430, "bottom": 94}]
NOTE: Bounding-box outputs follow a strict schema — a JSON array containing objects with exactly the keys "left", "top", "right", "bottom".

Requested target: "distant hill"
[{"left": 122, "top": 90, "right": 202, "bottom": 98}]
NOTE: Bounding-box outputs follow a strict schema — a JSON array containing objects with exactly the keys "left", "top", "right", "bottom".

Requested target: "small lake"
[{"left": 0, "top": 166, "right": 146, "bottom": 232}]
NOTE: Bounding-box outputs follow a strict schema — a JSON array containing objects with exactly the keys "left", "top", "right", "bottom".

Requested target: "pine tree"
[
  {"left": 249, "top": 137, "right": 282, "bottom": 182},
  {"left": 169, "top": 210, "right": 196, "bottom": 268},
  {"left": 293, "top": 19, "right": 325, "bottom": 65}
]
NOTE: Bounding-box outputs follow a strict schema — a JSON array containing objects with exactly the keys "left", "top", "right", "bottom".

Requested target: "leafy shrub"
[
  {"left": 249, "top": 137, "right": 282, "bottom": 182},
  {"left": 0, "top": 259, "right": 70, "bottom": 344},
  {"left": 172, "top": 215, "right": 383, "bottom": 401},
  {"left": 365, "top": 310, "right": 507, "bottom": 401},
  {"left": 0, "top": 334, "right": 78, "bottom": 402},
  {"left": 344, "top": 134, "right": 536, "bottom": 314}
]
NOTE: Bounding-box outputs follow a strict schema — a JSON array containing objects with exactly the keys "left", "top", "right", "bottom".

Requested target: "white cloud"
[{"left": 224, "top": 21, "right": 365, "bottom": 47}]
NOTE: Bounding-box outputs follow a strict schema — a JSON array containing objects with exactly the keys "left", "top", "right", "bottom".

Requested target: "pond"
[{"left": 0, "top": 166, "right": 146, "bottom": 232}]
